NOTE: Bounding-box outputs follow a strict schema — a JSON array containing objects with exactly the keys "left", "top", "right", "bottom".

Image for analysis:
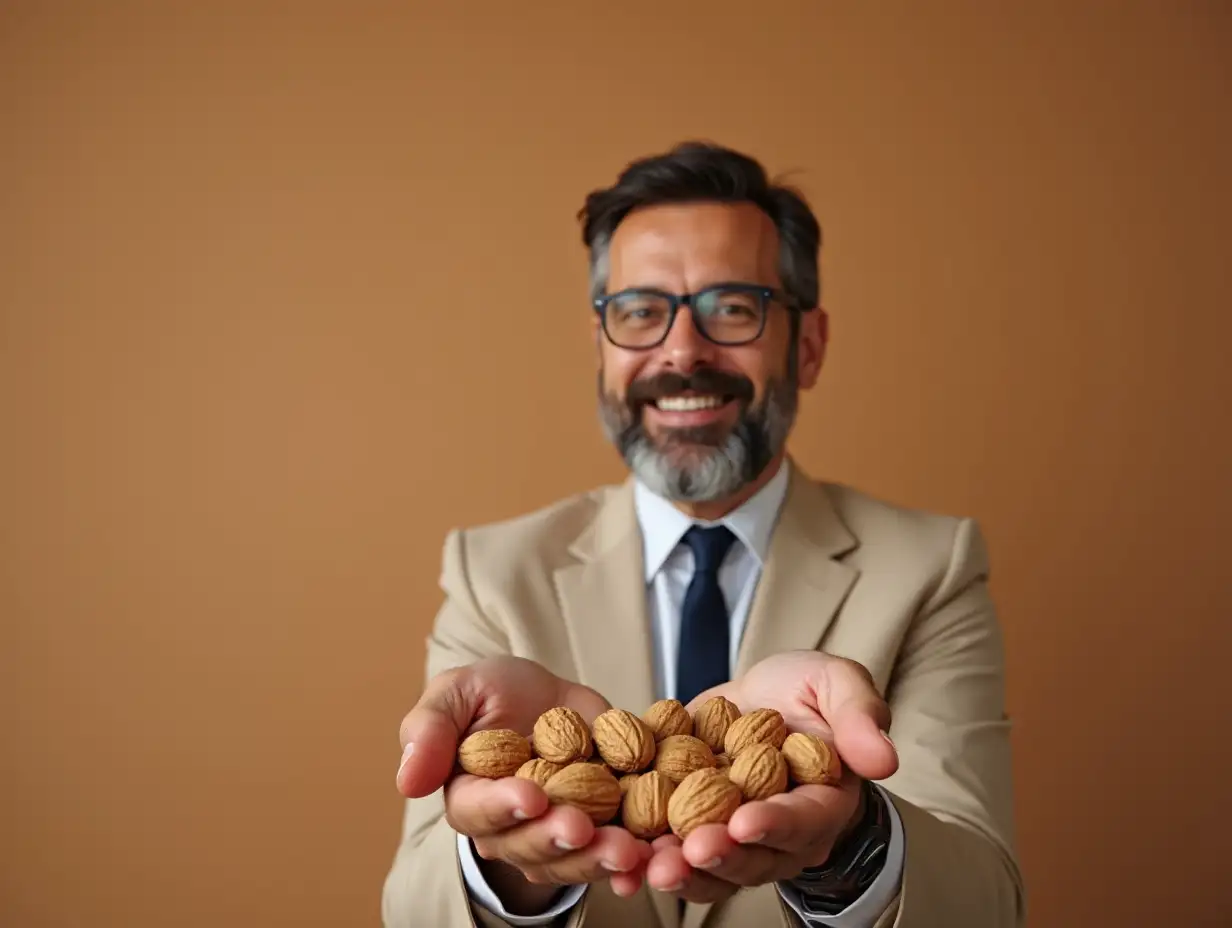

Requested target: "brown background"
[{"left": 3, "top": 2, "right": 1230, "bottom": 926}]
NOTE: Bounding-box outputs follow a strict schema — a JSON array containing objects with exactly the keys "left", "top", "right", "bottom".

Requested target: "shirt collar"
[{"left": 633, "top": 460, "right": 791, "bottom": 581}]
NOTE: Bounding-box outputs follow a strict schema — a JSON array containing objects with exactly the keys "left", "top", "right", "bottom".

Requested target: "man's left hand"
[{"left": 644, "top": 650, "right": 900, "bottom": 904}]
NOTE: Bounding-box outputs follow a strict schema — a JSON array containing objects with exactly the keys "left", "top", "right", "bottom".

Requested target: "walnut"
[
  {"left": 723, "top": 708, "right": 787, "bottom": 757},
  {"left": 514, "top": 758, "right": 563, "bottom": 788},
  {"left": 714, "top": 753, "right": 732, "bottom": 772},
  {"left": 653, "top": 734, "right": 716, "bottom": 783},
  {"left": 621, "top": 770, "right": 675, "bottom": 839},
  {"left": 543, "top": 763, "right": 622, "bottom": 825},
  {"left": 642, "top": 699, "right": 693, "bottom": 740},
  {"left": 456, "top": 729, "right": 532, "bottom": 778},
  {"left": 667, "top": 767, "right": 743, "bottom": 838},
  {"left": 693, "top": 696, "right": 741, "bottom": 752},
  {"left": 580, "top": 757, "right": 615, "bottom": 776},
  {"left": 592, "top": 708, "right": 657, "bottom": 773},
  {"left": 532, "top": 706, "right": 593, "bottom": 764},
  {"left": 781, "top": 732, "right": 843, "bottom": 786},
  {"left": 726, "top": 742, "right": 789, "bottom": 801},
  {"left": 618, "top": 773, "right": 641, "bottom": 796}
]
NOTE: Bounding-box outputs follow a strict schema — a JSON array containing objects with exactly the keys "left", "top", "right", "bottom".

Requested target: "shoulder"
[
  {"left": 808, "top": 477, "right": 993, "bottom": 599},
  {"left": 437, "top": 482, "right": 623, "bottom": 575}
]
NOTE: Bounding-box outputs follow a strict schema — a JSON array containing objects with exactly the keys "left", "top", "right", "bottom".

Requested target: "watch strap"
[{"left": 788, "top": 780, "right": 891, "bottom": 917}]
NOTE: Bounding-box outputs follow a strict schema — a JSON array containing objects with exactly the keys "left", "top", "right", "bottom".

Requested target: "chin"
[{"left": 627, "top": 437, "right": 752, "bottom": 503}]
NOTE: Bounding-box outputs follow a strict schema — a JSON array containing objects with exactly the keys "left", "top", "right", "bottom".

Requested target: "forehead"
[{"left": 605, "top": 201, "right": 781, "bottom": 291}]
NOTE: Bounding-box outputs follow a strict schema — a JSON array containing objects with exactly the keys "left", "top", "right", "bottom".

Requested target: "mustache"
[{"left": 625, "top": 369, "right": 755, "bottom": 406}]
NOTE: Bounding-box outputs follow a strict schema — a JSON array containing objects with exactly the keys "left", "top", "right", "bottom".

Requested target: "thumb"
[
  {"left": 395, "top": 668, "right": 478, "bottom": 798},
  {"left": 818, "top": 660, "right": 899, "bottom": 782}
]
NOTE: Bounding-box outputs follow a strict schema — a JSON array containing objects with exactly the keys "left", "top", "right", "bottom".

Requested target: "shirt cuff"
[
  {"left": 775, "top": 784, "right": 905, "bottom": 927},
  {"left": 456, "top": 831, "right": 588, "bottom": 926}
]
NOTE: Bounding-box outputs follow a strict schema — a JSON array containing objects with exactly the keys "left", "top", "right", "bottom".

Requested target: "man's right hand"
[{"left": 396, "top": 656, "right": 652, "bottom": 912}]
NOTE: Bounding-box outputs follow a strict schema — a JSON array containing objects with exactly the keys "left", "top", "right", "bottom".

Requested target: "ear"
[
  {"left": 591, "top": 311, "right": 604, "bottom": 358},
  {"left": 796, "top": 307, "right": 828, "bottom": 389}
]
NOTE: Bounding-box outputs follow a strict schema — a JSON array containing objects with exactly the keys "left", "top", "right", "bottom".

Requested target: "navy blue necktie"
[{"left": 676, "top": 525, "right": 738, "bottom": 708}]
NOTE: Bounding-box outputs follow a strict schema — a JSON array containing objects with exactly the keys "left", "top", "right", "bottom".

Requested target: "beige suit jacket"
[{"left": 382, "top": 462, "right": 1025, "bottom": 928}]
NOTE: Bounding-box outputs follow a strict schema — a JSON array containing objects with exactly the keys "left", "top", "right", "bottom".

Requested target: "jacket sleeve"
[
  {"left": 867, "top": 517, "right": 1027, "bottom": 928},
  {"left": 380, "top": 528, "right": 588, "bottom": 928}
]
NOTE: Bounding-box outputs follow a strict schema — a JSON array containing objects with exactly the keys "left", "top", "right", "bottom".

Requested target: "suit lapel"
[
  {"left": 734, "top": 461, "right": 861, "bottom": 675},
  {"left": 552, "top": 479, "right": 659, "bottom": 721}
]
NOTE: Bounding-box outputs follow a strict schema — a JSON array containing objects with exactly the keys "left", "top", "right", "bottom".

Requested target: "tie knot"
[{"left": 682, "top": 524, "right": 737, "bottom": 575}]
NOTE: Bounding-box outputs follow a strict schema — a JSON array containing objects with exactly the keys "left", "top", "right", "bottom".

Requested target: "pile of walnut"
[{"left": 454, "top": 697, "right": 841, "bottom": 841}]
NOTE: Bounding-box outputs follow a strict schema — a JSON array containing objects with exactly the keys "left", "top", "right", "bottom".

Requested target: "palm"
[
  {"left": 684, "top": 650, "right": 896, "bottom": 786},
  {"left": 464, "top": 656, "right": 611, "bottom": 737},
  {"left": 689, "top": 651, "right": 840, "bottom": 742},
  {"left": 398, "top": 656, "right": 611, "bottom": 800}
]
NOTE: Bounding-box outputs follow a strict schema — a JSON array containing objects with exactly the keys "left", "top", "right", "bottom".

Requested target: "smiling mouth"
[{"left": 651, "top": 394, "right": 733, "bottom": 412}]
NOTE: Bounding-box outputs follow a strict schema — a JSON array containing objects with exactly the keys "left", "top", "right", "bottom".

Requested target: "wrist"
[
  {"left": 476, "top": 854, "right": 565, "bottom": 915},
  {"left": 788, "top": 780, "right": 891, "bottom": 916}
]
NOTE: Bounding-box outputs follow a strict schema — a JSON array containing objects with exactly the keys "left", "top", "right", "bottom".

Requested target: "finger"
[
  {"left": 651, "top": 833, "right": 682, "bottom": 853},
  {"left": 727, "top": 785, "right": 851, "bottom": 855},
  {"left": 818, "top": 658, "right": 898, "bottom": 781},
  {"left": 682, "top": 682, "right": 738, "bottom": 715},
  {"left": 681, "top": 824, "right": 787, "bottom": 887},
  {"left": 646, "top": 841, "right": 737, "bottom": 904},
  {"left": 396, "top": 667, "right": 481, "bottom": 798},
  {"left": 443, "top": 775, "right": 551, "bottom": 838},
  {"left": 529, "top": 826, "right": 649, "bottom": 885},
  {"left": 609, "top": 870, "right": 643, "bottom": 898},
  {"left": 609, "top": 840, "right": 655, "bottom": 896},
  {"left": 475, "top": 804, "right": 596, "bottom": 866}
]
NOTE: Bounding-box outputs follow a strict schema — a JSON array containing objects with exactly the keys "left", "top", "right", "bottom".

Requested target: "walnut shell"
[
  {"left": 642, "top": 699, "right": 693, "bottom": 740},
  {"left": 514, "top": 758, "right": 563, "bottom": 788},
  {"left": 727, "top": 742, "right": 789, "bottom": 801},
  {"left": 653, "top": 734, "right": 716, "bottom": 783},
  {"left": 543, "top": 763, "right": 622, "bottom": 825},
  {"left": 667, "top": 767, "right": 743, "bottom": 838},
  {"left": 622, "top": 770, "right": 675, "bottom": 839},
  {"left": 618, "top": 773, "right": 641, "bottom": 796},
  {"left": 781, "top": 732, "right": 843, "bottom": 785},
  {"left": 714, "top": 753, "right": 732, "bottom": 772},
  {"left": 592, "top": 708, "right": 657, "bottom": 773},
  {"left": 693, "top": 696, "right": 741, "bottom": 752},
  {"left": 723, "top": 708, "right": 787, "bottom": 757},
  {"left": 532, "top": 706, "right": 593, "bottom": 764},
  {"left": 580, "top": 757, "right": 615, "bottom": 776},
  {"left": 457, "top": 729, "right": 532, "bottom": 778}
]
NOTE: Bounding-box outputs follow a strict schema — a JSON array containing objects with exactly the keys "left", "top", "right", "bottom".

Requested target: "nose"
[{"left": 659, "top": 304, "right": 718, "bottom": 371}]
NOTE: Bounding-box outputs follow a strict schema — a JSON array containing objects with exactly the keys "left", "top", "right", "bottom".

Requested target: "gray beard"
[{"left": 597, "top": 377, "right": 798, "bottom": 503}]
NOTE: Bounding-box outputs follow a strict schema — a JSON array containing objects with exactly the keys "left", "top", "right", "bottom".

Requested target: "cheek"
[{"left": 599, "top": 351, "right": 645, "bottom": 396}]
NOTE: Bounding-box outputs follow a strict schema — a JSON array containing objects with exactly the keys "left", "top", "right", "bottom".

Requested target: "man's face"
[{"left": 595, "top": 201, "right": 825, "bottom": 503}]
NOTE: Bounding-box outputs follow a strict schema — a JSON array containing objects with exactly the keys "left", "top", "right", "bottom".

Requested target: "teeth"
[{"left": 657, "top": 395, "right": 724, "bottom": 412}]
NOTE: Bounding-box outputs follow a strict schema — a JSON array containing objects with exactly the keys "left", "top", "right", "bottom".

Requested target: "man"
[{"left": 383, "top": 142, "right": 1025, "bottom": 927}]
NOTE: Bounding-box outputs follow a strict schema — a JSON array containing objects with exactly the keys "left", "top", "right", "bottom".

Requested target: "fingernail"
[
  {"left": 553, "top": 838, "right": 580, "bottom": 851},
  {"left": 660, "top": 881, "right": 684, "bottom": 893},
  {"left": 512, "top": 808, "right": 530, "bottom": 821},
  {"left": 698, "top": 857, "right": 722, "bottom": 870},
  {"left": 396, "top": 743, "right": 414, "bottom": 782},
  {"left": 880, "top": 729, "right": 897, "bottom": 753},
  {"left": 601, "top": 860, "right": 631, "bottom": 872},
  {"left": 737, "top": 832, "right": 766, "bottom": 845}
]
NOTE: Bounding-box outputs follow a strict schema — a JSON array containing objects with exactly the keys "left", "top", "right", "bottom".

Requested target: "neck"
[{"left": 670, "top": 453, "right": 786, "bottom": 521}]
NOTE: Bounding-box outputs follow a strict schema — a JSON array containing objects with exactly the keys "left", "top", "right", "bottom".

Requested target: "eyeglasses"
[{"left": 593, "top": 282, "right": 811, "bottom": 350}]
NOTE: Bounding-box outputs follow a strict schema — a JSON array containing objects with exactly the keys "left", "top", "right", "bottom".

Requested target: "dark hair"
[{"left": 577, "top": 141, "right": 822, "bottom": 309}]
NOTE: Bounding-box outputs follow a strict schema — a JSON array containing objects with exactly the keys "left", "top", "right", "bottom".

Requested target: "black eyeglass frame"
[{"left": 592, "top": 281, "right": 814, "bottom": 349}]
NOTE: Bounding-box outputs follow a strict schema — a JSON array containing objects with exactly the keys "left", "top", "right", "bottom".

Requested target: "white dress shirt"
[{"left": 458, "top": 462, "right": 905, "bottom": 926}]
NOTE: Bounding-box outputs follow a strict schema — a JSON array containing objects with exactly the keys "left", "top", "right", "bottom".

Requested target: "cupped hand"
[
  {"left": 396, "top": 656, "right": 652, "bottom": 904},
  {"left": 645, "top": 650, "right": 899, "bottom": 904}
]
